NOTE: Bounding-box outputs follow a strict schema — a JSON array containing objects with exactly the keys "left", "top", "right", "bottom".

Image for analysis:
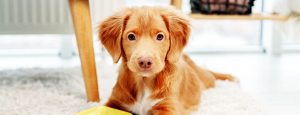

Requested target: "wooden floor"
[{"left": 0, "top": 53, "right": 299, "bottom": 115}]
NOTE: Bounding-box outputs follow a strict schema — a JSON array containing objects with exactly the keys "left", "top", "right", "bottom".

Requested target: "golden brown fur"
[{"left": 99, "top": 6, "right": 236, "bottom": 115}]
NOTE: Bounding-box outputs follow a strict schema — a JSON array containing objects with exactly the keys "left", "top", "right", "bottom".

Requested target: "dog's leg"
[
  {"left": 149, "top": 99, "right": 185, "bottom": 115},
  {"left": 182, "top": 54, "right": 216, "bottom": 88},
  {"left": 104, "top": 81, "right": 138, "bottom": 114},
  {"left": 105, "top": 99, "right": 128, "bottom": 111}
]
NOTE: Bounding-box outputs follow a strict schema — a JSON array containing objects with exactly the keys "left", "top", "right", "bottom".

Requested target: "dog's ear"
[
  {"left": 161, "top": 9, "right": 191, "bottom": 63},
  {"left": 98, "top": 10, "right": 130, "bottom": 63}
]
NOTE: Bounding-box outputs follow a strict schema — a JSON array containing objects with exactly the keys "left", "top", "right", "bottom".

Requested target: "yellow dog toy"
[{"left": 76, "top": 106, "right": 131, "bottom": 115}]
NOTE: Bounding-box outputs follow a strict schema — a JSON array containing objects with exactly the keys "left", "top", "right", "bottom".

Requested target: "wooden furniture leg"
[
  {"left": 69, "top": 0, "right": 99, "bottom": 102},
  {"left": 171, "top": 0, "right": 182, "bottom": 9}
]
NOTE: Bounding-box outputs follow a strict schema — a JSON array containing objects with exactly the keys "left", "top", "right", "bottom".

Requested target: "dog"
[{"left": 99, "top": 6, "right": 237, "bottom": 115}]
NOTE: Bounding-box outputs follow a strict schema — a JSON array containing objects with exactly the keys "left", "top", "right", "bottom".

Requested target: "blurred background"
[
  {"left": 0, "top": 0, "right": 299, "bottom": 114},
  {"left": 0, "top": 0, "right": 300, "bottom": 58},
  {"left": 0, "top": 0, "right": 299, "bottom": 59}
]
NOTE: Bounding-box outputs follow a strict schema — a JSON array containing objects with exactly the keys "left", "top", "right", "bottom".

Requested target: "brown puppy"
[{"left": 99, "top": 6, "right": 236, "bottom": 115}]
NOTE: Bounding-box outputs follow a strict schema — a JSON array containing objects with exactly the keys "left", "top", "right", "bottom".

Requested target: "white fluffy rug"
[{"left": 0, "top": 64, "right": 268, "bottom": 115}]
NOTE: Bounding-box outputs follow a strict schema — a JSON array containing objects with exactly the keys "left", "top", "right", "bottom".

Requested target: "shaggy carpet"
[{"left": 0, "top": 64, "right": 268, "bottom": 115}]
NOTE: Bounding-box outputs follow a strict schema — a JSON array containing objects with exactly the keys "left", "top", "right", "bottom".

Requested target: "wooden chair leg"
[{"left": 69, "top": 0, "right": 99, "bottom": 102}]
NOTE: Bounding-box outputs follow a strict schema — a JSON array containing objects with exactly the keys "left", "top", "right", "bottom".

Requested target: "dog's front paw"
[
  {"left": 150, "top": 110, "right": 175, "bottom": 115},
  {"left": 149, "top": 103, "right": 180, "bottom": 115}
]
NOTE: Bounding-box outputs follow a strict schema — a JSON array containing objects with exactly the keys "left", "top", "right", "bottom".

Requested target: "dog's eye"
[
  {"left": 127, "top": 33, "right": 136, "bottom": 41},
  {"left": 156, "top": 32, "right": 164, "bottom": 41}
]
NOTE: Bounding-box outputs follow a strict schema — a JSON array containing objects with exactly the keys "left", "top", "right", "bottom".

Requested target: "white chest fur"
[{"left": 126, "top": 88, "right": 162, "bottom": 115}]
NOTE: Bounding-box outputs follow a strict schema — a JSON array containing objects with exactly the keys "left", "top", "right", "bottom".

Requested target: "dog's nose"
[{"left": 138, "top": 57, "right": 152, "bottom": 69}]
